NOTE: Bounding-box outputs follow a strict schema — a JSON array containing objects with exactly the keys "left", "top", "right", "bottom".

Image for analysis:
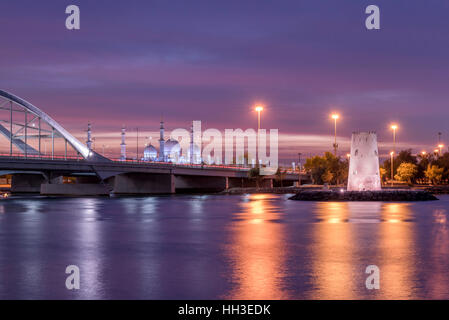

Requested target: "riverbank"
[
  {"left": 221, "top": 186, "right": 300, "bottom": 194},
  {"left": 221, "top": 185, "right": 449, "bottom": 196},
  {"left": 289, "top": 189, "right": 438, "bottom": 201}
]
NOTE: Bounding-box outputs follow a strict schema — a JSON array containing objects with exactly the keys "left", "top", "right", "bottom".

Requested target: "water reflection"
[
  {"left": 308, "top": 201, "right": 419, "bottom": 299},
  {"left": 76, "top": 198, "right": 104, "bottom": 299},
  {"left": 0, "top": 195, "right": 448, "bottom": 299},
  {"left": 424, "top": 208, "right": 449, "bottom": 299},
  {"left": 225, "top": 194, "right": 288, "bottom": 299},
  {"left": 377, "top": 203, "right": 416, "bottom": 299},
  {"left": 309, "top": 202, "right": 355, "bottom": 299}
]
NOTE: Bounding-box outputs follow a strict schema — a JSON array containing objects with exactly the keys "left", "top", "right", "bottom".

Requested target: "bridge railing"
[
  {"left": 0, "top": 153, "right": 252, "bottom": 171},
  {"left": 0, "top": 152, "right": 82, "bottom": 161},
  {"left": 0, "top": 153, "right": 305, "bottom": 174}
]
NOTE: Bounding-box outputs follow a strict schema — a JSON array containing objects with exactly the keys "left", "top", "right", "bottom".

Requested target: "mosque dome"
[
  {"left": 164, "top": 139, "right": 181, "bottom": 162},
  {"left": 143, "top": 144, "right": 158, "bottom": 161}
]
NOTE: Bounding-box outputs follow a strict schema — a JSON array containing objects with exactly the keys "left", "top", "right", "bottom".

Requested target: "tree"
[
  {"left": 275, "top": 168, "right": 286, "bottom": 187},
  {"left": 433, "top": 152, "right": 449, "bottom": 183},
  {"left": 321, "top": 169, "right": 333, "bottom": 184},
  {"left": 394, "top": 162, "right": 418, "bottom": 184},
  {"left": 304, "top": 152, "right": 348, "bottom": 185},
  {"left": 248, "top": 167, "right": 264, "bottom": 189},
  {"left": 379, "top": 167, "right": 387, "bottom": 183},
  {"left": 383, "top": 149, "right": 417, "bottom": 178},
  {"left": 416, "top": 154, "right": 431, "bottom": 184},
  {"left": 304, "top": 155, "right": 327, "bottom": 184},
  {"left": 425, "top": 165, "right": 444, "bottom": 185}
]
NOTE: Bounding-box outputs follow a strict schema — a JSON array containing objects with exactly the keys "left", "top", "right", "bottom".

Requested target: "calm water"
[{"left": 0, "top": 193, "right": 449, "bottom": 300}]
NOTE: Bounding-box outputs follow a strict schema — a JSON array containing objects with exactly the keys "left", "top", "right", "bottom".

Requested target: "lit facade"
[{"left": 347, "top": 132, "right": 381, "bottom": 191}]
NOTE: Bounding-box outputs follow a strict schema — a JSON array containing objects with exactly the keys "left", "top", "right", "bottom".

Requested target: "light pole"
[
  {"left": 297, "top": 153, "right": 302, "bottom": 172},
  {"left": 390, "top": 151, "right": 394, "bottom": 186},
  {"left": 136, "top": 127, "right": 139, "bottom": 161},
  {"left": 331, "top": 114, "right": 339, "bottom": 156},
  {"left": 255, "top": 106, "right": 264, "bottom": 167},
  {"left": 434, "top": 149, "right": 440, "bottom": 158},
  {"left": 438, "top": 144, "right": 444, "bottom": 156},
  {"left": 391, "top": 124, "right": 398, "bottom": 153},
  {"left": 255, "top": 106, "right": 263, "bottom": 131}
]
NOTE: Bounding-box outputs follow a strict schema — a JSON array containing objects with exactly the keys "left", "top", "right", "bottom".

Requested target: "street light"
[
  {"left": 390, "top": 151, "right": 394, "bottom": 186},
  {"left": 391, "top": 124, "right": 398, "bottom": 153},
  {"left": 331, "top": 114, "right": 339, "bottom": 156},
  {"left": 438, "top": 144, "right": 444, "bottom": 155},
  {"left": 255, "top": 106, "right": 264, "bottom": 131}
]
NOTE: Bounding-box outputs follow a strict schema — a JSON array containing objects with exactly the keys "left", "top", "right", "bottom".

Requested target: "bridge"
[{"left": 0, "top": 89, "right": 309, "bottom": 195}]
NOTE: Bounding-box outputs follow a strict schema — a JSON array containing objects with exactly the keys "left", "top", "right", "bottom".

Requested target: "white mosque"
[{"left": 120, "top": 120, "right": 201, "bottom": 164}]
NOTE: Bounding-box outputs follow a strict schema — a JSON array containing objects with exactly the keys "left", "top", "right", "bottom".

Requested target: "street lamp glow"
[
  {"left": 255, "top": 105, "right": 264, "bottom": 131},
  {"left": 438, "top": 144, "right": 444, "bottom": 148},
  {"left": 421, "top": 151, "right": 427, "bottom": 155},
  {"left": 390, "top": 124, "right": 398, "bottom": 153},
  {"left": 331, "top": 114, "right": 339, "bottom": 120}
]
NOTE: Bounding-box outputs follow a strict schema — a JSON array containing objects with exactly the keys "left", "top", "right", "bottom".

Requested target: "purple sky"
[{"left": 2, "top": 0, "right": 449, "bottom": 162}]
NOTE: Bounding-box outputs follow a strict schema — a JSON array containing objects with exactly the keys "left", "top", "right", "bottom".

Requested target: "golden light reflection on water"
[
  {"left": 424, "top": 208, "right": 449, "bottom": 299},
  {"left": 309, "top": 202, "right": 355, "bottom": 299},
  {"left": 225, "top": 195, "right": 449, "bottom": 299},
  {"left": 225, "top": 194, "right": 288, "bottom": 299},
  {"left": 310, "top": 201, "right": 419, "bottom": 299},
  {"left": 377, "top": 203, "right": 415, "bottom": 299}
]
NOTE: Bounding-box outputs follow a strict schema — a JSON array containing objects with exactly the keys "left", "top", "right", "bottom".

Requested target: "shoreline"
[{"left": 221, "top": 185, "right": 449, "bottom": 195}]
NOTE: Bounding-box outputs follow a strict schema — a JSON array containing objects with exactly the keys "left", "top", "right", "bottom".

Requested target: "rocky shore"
[
  {"left": 289, "top": 189, "right": 438, "bottom": 201},
  {"left": 221, "top": 187, "right": 300, "bottom": 195}
]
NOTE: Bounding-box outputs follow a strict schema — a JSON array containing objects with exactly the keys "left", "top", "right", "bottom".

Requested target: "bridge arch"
[{"left": 0, "top": 89, "right": 107, "bottom": 161}]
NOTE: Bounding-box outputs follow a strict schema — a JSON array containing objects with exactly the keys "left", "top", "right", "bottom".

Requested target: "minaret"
[
  {"left": 159, "top": 119, "right": 165, "bottom": 162},
  {"left": 190, "top": 122, "right": 194, "bottom": 164},
  {"left": 120, "top": 126, "right": 126, "bottom": 161},
  {"left": 86, "top": 123, "right": 92, "bottom": 151}
]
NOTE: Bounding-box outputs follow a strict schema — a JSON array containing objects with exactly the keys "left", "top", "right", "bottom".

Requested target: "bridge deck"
[{"left": 0, "top": 156, "right": 305, "bottom": 181}]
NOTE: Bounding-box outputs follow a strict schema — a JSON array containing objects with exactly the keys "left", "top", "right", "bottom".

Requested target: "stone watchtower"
[{"left": 347, "top": 132, "right": 381, "bottom": 191}]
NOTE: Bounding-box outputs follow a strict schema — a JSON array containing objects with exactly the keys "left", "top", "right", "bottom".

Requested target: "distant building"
[
  {"left": 143, "top": 144, "right": 157, "bottom": 161},
  {"left": 163, "top": 138, "right": 181, "bottom": 162},
  {"left": 120, "top": 126, "right": 126, "bottom": 161},
  {"left": 136, "top": 120, "right": 201, "bottom": 164}
]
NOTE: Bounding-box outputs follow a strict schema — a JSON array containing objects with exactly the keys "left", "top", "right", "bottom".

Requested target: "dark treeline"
[
  {"left": 304, "top": 152, "right": 349, "bottom": 185},
  {"left": 382, "top": 149, "right": 448, "bottom": 185},
  {"left": 302, "top": 149, "right": 449, "bottom": 185}
]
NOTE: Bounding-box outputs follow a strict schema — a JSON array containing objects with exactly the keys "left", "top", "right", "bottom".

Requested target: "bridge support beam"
[
  {"left": 41, "top": 183, "right": 110, "bottom": 196},
  {"left": 112, "top": 172, "right": 175, "bottom": 195},
  {"left": 175, "top": 175, "right": 228, "bottom": 193},
  {"left": 11, "top": 174, "right": 46, "bottom": 194}
]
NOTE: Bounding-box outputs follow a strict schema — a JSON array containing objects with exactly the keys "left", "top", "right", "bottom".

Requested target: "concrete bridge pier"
[
  {"left": 11, "top": 174, "right": 46, "bottom": 194},
  {"left": 112, "top": 172, "right": 175, "bottom": 195},
  {"left": 40, "top": 174, "right": 111, "bottom": 196},
  {"left": 175, "top": 175, "right": 228, "bottom": 193}
]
